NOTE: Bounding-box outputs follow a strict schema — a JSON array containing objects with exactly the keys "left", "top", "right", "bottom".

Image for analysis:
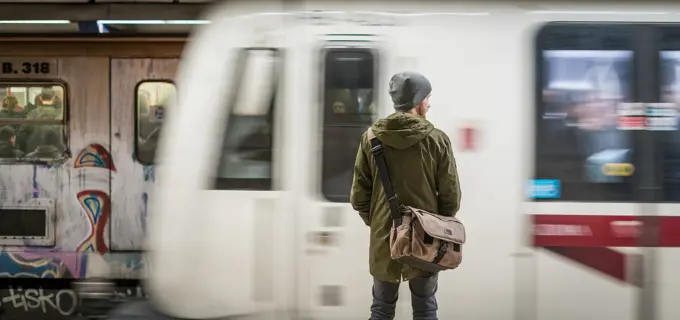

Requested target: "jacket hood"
[{"left": 370, "top": 112, "right": 434, "bottom": 150}]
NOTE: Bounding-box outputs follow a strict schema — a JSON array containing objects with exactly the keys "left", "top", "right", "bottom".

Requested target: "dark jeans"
[{"left": 370, "top": 273, "right": 439, "bottom": 320}]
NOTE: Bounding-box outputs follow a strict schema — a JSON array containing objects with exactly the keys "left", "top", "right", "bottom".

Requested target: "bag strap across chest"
[{"left": 367, "top": 128, "right": 402, "bottom": 227}]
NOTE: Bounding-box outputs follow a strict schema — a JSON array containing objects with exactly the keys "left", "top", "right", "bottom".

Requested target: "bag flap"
[{"left": 409, "top": 207, "right": 466, "bottom": 244}]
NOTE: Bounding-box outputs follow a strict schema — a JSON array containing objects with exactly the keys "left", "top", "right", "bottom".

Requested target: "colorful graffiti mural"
[
  {"left": 0, "top": 250, "right": 144, "bottom": 280},
  {"left": 0, "top": 139, "right": 155, "bottom": 319},
  {"left": 73, "top": 143, "right": 116, "bottom": 171},
  {"left": 0, "top": 252, "right": 76, "bottom": 278},
  {"left": 74, "top": 143, "right": 113, "bottom": 255},
  {"left": 75, "top": 190, "right": 110, "bottom": 254}
]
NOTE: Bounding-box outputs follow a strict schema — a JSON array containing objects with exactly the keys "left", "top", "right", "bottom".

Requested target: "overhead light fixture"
[
  {"left": 98, "top": 20, "right": 166, "bottom": 25},
  {"left": 355, "top": 11, "right": 489, "bottom": 17},
  {"left": 166, "top": 20, "right": 211, "bottom": 25},
  {"left": 0, "top": 20, "right": 71, "bottom": 24},
  {"left": 96, "top": 20, "right": 210, "bottom": 25},
  {"left": 528, "top": 10, "right": 668, "bottom": 15}
]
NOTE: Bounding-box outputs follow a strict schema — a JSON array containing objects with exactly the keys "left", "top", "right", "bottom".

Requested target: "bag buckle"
[{"left": 370, "top": 144, "right": 383, "bottom": 155}]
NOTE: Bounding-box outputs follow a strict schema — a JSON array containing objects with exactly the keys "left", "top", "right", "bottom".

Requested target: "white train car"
[{"left": 140, "top": 1, "right": 680, "bottom": 320}]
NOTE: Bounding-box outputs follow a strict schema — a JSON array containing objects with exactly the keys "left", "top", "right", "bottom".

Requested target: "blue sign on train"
[{"left": 528, "top": 179, "right": 561, "bottom": 199}]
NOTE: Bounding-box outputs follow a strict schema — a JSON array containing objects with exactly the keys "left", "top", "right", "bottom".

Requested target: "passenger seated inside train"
[
  {"left": 0, "top": 126, "right": 23, "bottom": 158},
  {"left": 25, "top": 87, "right": 63, "bottom": 120},
  {"left": 24, "top": 128, "right": 62, "bottom": 159},
  {"left": 15, "top": 89, "right": 63, "bottom": 153},
  {"left": 20, "top": 86, "right": 62, "bottom": 117},
  {"left": 137, "top": 103, "right": 164, "bottom": 163},
  {"left": 0, "top": 95, "right": 25, "bottom": 119}
]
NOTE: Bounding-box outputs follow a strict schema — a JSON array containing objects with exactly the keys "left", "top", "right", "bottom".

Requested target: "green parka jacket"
[{"left": 350, "top": 112, "right": 462, "bottom": 284}]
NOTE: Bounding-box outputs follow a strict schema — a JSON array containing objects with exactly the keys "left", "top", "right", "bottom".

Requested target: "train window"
[
  {"left": 659, "top": 27, "right": 680, "bottom": 202},
  {"left": 135, "top": 81, "right": 176, "bottom": 165},
  {"left": 212, "top": 49, "right": 280, "bottom": 190},
  {"left": 0, "top": 83, "right": 67, "bottom": 161},
  {"left": 321, "top": 48, "right": 376, "bottom": 202},
  {"left": 534, "top": 25, "right": 635, "bottom": 202}
]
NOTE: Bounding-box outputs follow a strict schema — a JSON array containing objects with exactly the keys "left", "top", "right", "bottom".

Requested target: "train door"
[
  {"left": 525, "top": 23, "right": 680, "bottom": 320},
  {"left": 295, "top": 32, "right": 388, "bottom": 318},
  {"left": 203, "top": 47, "right": 288, "bottom": 315},
  {"left": 110, "top": 58, "right": 178, "bottom": 261}
]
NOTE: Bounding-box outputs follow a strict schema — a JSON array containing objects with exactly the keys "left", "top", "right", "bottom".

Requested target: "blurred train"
[
  {"left": 114, "top": 1, "right": 680, "bottom": 320},
  {"left": 6, "top": 1, "right": 680, "bottom": 320},
  {"left": 136, "top": 1, "right": 680, "bottom": 320}
]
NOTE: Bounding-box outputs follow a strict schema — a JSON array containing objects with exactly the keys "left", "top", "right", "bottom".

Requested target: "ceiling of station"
[
  {"left": 0, "top": 0, "right": 212, "bottom": 33},
  {"left": 0, "top": 0, "right": 212, "bottom": 3}
]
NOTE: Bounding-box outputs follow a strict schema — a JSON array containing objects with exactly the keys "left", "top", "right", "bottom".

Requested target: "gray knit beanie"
[{"left": 388, "top": 71, "right": 432, "bottom": 112}]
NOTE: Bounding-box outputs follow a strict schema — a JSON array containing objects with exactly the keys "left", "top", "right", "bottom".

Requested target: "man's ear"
[{"left": 415, "top": 103, "right": 426, "bottom": 116}]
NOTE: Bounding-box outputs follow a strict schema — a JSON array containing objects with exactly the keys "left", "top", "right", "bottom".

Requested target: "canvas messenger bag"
[{"left": 367, "top": 128, "right": 466, "bottom": 273}]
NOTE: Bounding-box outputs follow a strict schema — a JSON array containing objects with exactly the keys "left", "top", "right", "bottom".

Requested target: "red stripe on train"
[
  {"left": 659, "top": 216, "right": 680, "bottom": 246},
  {"left": 544, "top": 247, "right": 629, "bottom": 284},
  {"left": 531, "top": 214, "right": 680, "bottom": 247},
  {"left": 528, "top": 214, "right": 680, "bottom": 287}
]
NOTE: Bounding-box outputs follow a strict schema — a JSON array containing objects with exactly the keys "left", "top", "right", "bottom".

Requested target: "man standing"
[{"left": 350, "top": 71, "right": 462, "bottom": 320}]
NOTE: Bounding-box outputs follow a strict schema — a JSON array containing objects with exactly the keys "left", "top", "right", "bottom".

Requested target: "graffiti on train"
[
  {"left": 0, "top": 286, "right": 77, "bottom": 316},
  {"left": 73, "top": 143, "right": 116, "bottom": 171},
  {"left": 76, "top": 190, "right": 111, "bottom": 254},
  {"left": 0, "top": 285, "right": 148, "bottom": 317},
  {"left": 74, "top": 143, "right": 114, "bottom": 255},
  {"left": 0, "top": 249, "right": 145, "bottom": 279},
  {"left": 0, "top": 251, "right": 77, "bottom": 278},
  {"left": 0, "top": 140, "right": 152, "bottom": 282}
]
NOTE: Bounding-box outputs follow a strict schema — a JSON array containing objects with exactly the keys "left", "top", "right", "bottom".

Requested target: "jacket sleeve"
[
  {"left": 350, "top": 133, "right": 372, "bottom": 226},
  {"left": 436, "top": 134, "right": 462, "bottom": 216}
]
